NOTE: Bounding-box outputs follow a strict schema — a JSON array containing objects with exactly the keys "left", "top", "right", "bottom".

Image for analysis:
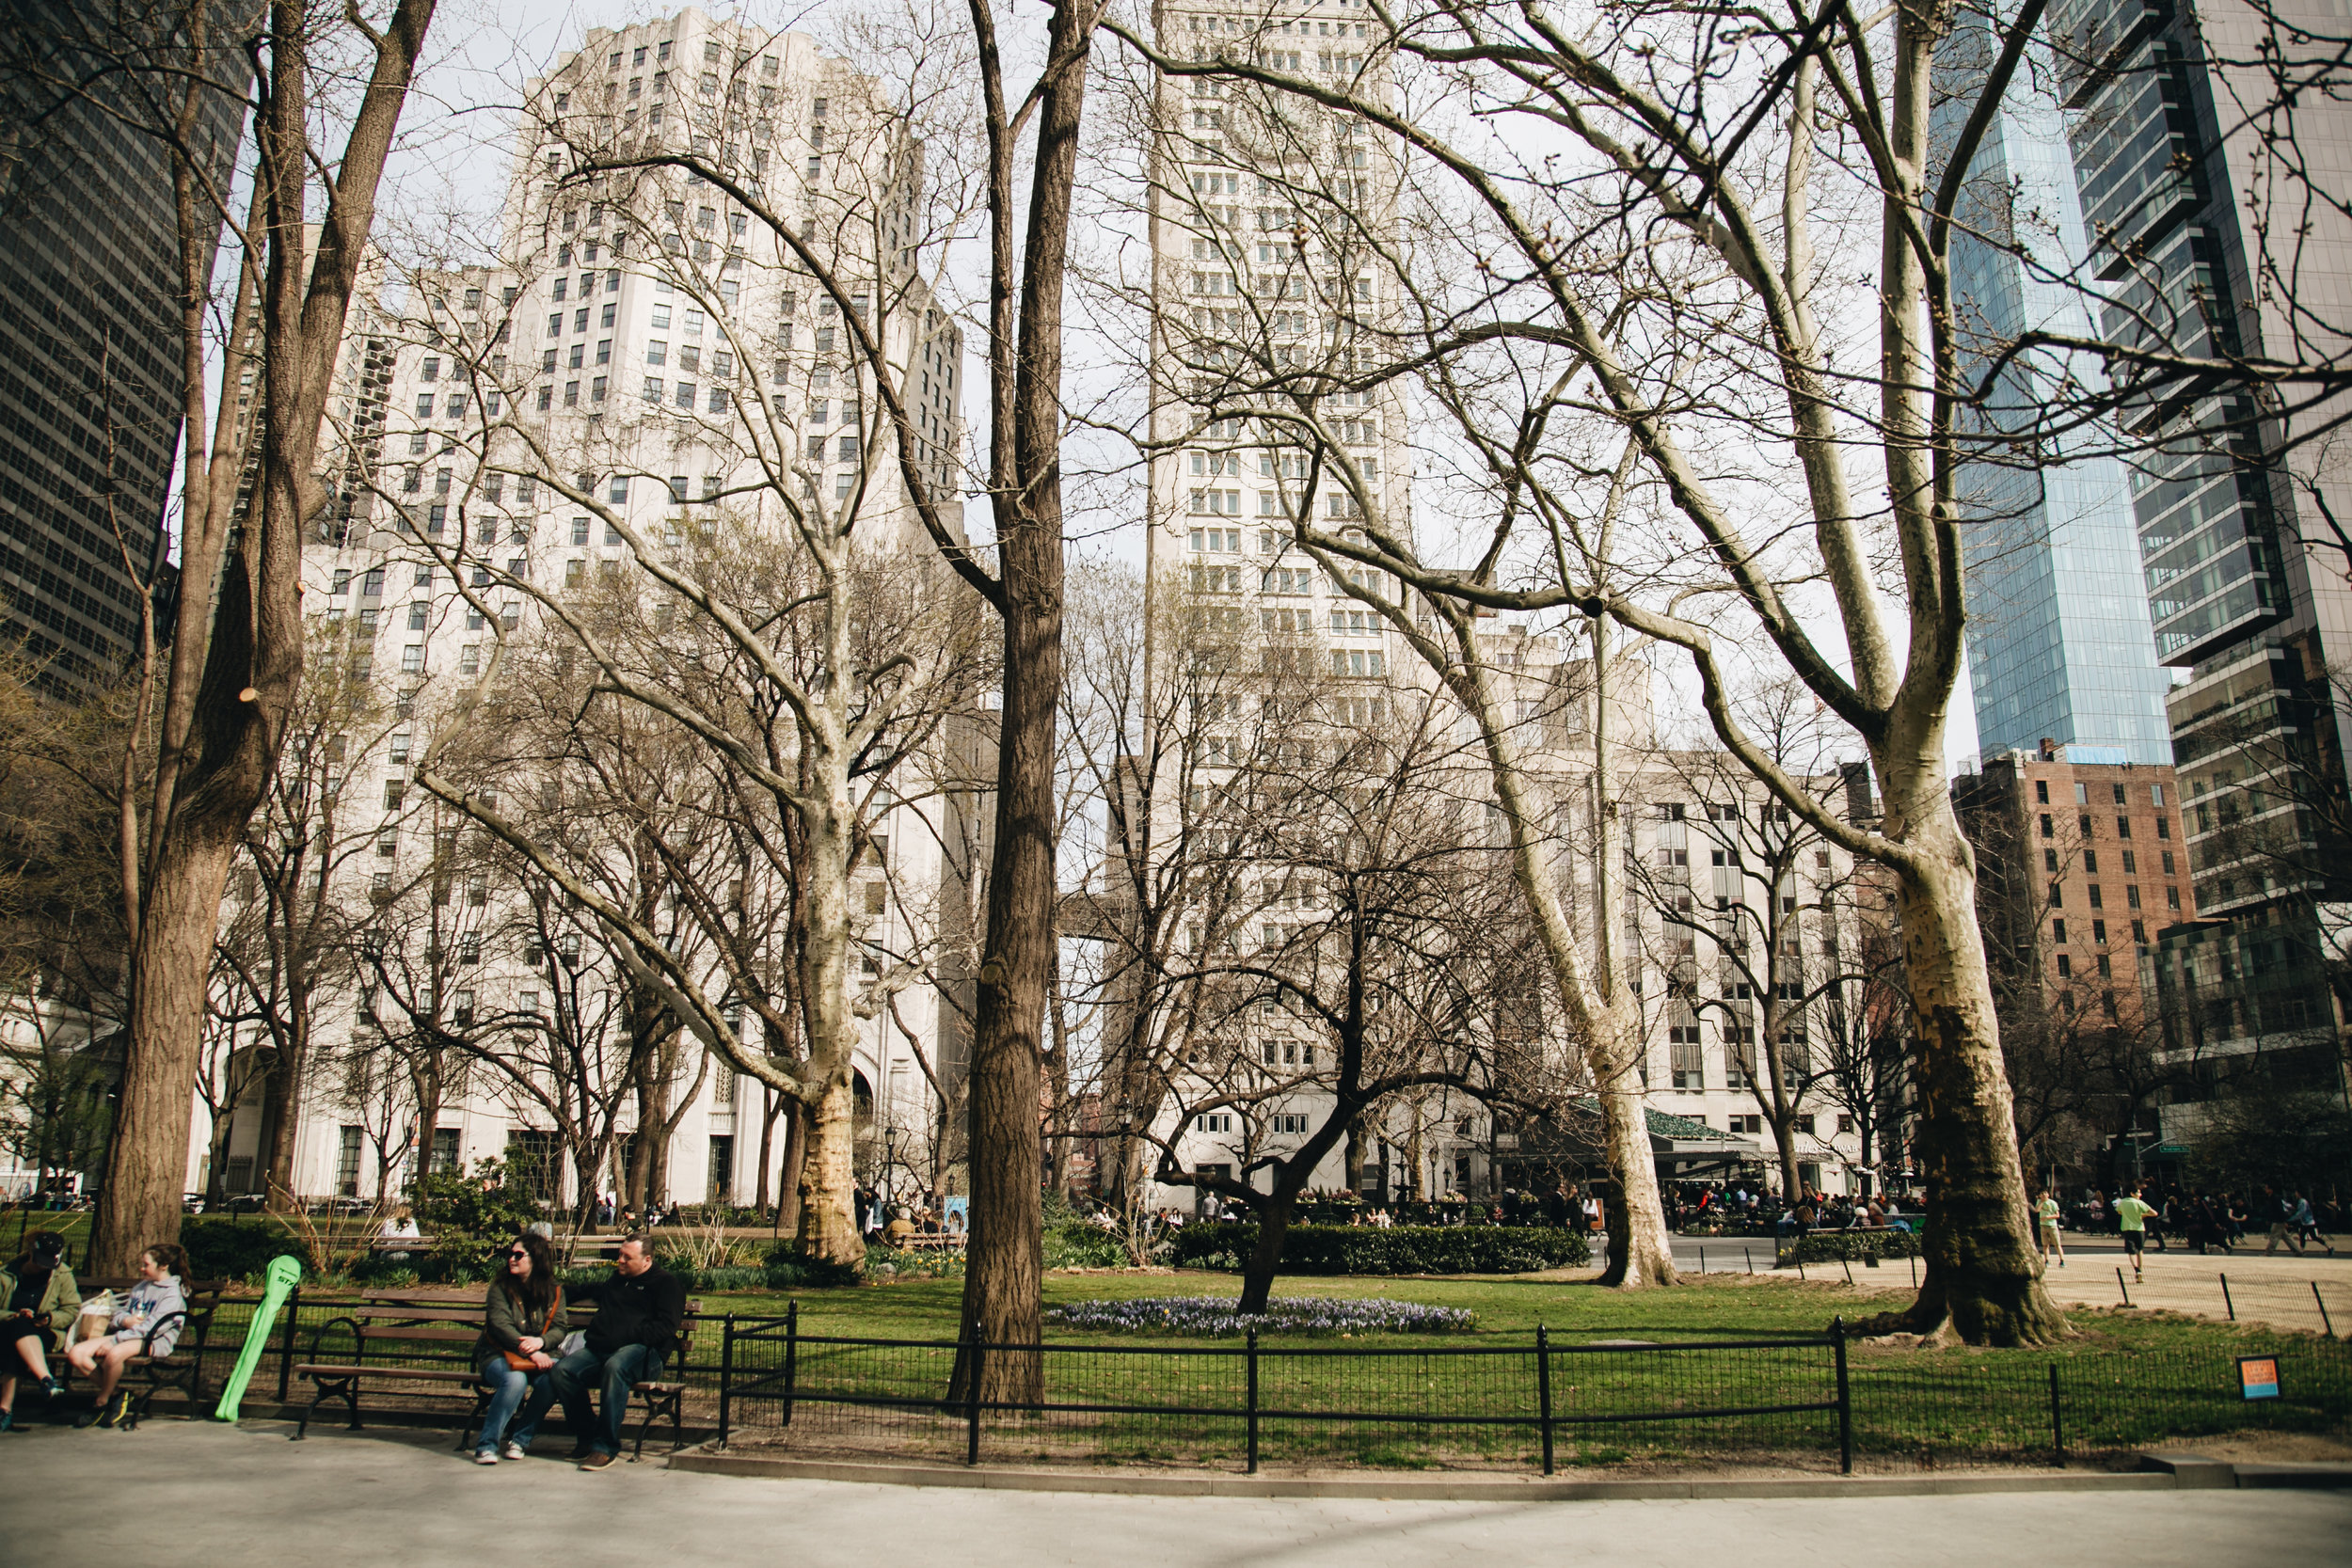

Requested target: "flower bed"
[
  {"left": 1167, "top": 1222, "right": 1589, "bottom": 1275},
  {"left": 1045, "top": 1294, "right": 1475, "bottom": 1336}
]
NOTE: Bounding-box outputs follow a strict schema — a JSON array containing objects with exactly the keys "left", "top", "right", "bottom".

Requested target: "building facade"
[
  {"left": 189, "top": 8, "right": 984, "bottom": 1211},
  {"left": 0, "top": 1, "right": 249, "bottom": 677},
  {"left": 1936, "top": 8, "right": 2178, "bottom": 768},
  {"left": 2042, "top": 0, "right": 2352, "bottom": 1128}
]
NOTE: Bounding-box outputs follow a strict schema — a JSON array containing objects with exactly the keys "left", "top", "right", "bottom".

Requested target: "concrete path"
[{"left": 3, "top": 1419, "right": 2347, "bottom": 1567}]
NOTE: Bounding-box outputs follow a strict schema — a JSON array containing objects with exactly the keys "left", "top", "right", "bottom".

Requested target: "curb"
[{"left": 663, "top": 1447, "right": 2352, "bottom": 1500}]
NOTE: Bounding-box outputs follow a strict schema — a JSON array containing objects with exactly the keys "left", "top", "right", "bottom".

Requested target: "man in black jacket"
[{"left": 522, "top": 1234, "right": 685, "bottom": 1470}]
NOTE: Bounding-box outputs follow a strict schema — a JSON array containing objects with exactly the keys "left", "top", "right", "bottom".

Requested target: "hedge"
[
  {"left": 179, "top": 1217, "right": 298, "bottom": 1282},
  {"left": 1779, "top": 1227, "right": 1920, "bottom": 1264},
  {"left": 1168, "top": 1223, "right": 1590, "bottom": 1275}
]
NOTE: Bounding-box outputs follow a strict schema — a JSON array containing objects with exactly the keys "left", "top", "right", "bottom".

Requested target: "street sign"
[{"left": 2237, "top": 1355, "right": 2280, "bottom": 1401}]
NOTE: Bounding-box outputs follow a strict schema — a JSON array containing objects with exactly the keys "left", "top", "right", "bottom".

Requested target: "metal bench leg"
[{"left": 456, "top": 1386, "right": 492, "bottom": 1452}]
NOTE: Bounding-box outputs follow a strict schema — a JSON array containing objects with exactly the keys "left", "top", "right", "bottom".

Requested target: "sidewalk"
[
  {"left": 1, "top": 1419, "right": 2346, "bottom": 1568},
  {"left": 1822, "top": 1247, "right": 2352, "bottom": 1336}
]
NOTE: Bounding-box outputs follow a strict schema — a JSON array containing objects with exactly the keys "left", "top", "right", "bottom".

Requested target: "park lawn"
[{"left": 677, "top": 1268, "right": 2349, "bottom": 1470}]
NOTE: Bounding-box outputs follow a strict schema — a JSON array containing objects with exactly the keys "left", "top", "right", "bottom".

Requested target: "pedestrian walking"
[
  {"left": 2036, "top": 1188, "right": 2065, "bottom": 1267},
  {"left": 2113, "top": 1186, "right": 2156, "bottom": 1285}
]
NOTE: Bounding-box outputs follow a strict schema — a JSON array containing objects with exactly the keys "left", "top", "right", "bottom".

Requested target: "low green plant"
[
  {"left": 1045, "top": 1217, "right": 1127, "bottom": 1270},
  {"left": 1779, "top": 1228, "right": 1919, "bottom": 1264}
]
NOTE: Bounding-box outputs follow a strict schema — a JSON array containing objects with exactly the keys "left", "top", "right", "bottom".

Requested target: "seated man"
[{"left": 521, "top": 1234, "right": 683, "bottom": 1471}]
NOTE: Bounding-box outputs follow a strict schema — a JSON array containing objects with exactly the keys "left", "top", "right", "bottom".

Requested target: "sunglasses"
[{"left": 505, "top": 1249, "right": 529, "bottom": 1260}]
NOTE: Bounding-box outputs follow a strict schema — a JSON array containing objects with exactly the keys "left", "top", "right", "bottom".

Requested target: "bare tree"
[{"left": 87, "top": 0, "right": 439, "bottom": 1273}]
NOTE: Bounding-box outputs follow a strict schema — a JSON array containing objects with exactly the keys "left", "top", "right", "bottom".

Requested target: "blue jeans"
[
  {"left": 476, "top": 1355, "right": 549, "bottom": 1453},
  {"left": 521, "top": 1341, "right": 661, "bottom": 1456}
]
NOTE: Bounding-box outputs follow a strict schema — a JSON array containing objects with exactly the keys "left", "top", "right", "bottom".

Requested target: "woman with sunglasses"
[{"left": 472, "top": 1231, "right": 564, "bottom": 1463}]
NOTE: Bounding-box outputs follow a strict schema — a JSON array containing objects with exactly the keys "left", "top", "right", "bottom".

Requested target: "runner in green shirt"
[
  {"left": 2036, "top": 1188, "right": 2065, "bottom": 1268},
  {"left": 2115, "top": 1188, "right": 2157, "bottom": 1283}
]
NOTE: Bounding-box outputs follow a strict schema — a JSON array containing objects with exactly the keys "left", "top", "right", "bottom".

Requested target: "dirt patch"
[{"left": 2145, "top": 1430, "right": 2352, "bottom": 1465}]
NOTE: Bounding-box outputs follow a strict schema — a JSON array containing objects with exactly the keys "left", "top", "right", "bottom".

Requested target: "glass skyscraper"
[{"left": 1937, "top": 11, "right": 2177, "bottom": 767}]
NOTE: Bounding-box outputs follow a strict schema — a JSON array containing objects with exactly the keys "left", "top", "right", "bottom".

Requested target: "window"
[
  {"left": 2088, "top": 885, "right": 2103, "bottom": 910},
  {"left": 2035, "top": 780, "right": 2048, "bottom": 804},
  {"left": 609, "top": 476, "right": 628, "bottom": 504},
  {"left": 2043, "top": 848, "right": 2058, "bottom": 873},
  {"left": 2151, "top": 784, "right": 2165, "bottom": 807},
  {"left": 1271, "top": 1114, "right": 1310, "bottom": 1134},
  {"left": 2039, "top": 814, "right": 2053, "bottom": 838},
  {"left": 2056, "top": 954, "right": 2072, "bottom": 978},
  {"left": 2084, "top": 850, "right": 2098, "bottom": 874},
  {"left": 2161, "top": 851, "right": 2175, "bottom": 875},
  {"left": 2155, "top": 816, "right": 2170, "bottom": 840},
  {"left": 1200, "top": 1113, "right": 1233, "bottom": 1133}
]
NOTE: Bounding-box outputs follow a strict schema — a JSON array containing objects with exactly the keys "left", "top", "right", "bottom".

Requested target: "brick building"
[{"left": 1954, "top": 741, "right": 2197, "bottom": 1020}]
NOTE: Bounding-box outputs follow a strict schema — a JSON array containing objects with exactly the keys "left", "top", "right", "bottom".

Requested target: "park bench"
[
  {"left": 293, "top": 1288, "right": 700, "bottom": 1459},
  {"left": 65, "top": 1275, "right": 226, "bottom": 1430}
]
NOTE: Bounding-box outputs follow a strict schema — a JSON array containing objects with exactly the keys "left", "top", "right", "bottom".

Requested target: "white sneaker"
[
  {"left": 501, "top": 1443, "right": 526, "bottom": 1461},
  {"left": 473, "top": 1449, "right": 499, "bottom": 1465}
]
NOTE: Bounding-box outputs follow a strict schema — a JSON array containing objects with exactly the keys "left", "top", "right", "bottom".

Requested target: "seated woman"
[
  {"left": 1, "top": 1230, "right": 79, "bottom": 1431},
  {"left": 472, "top": 1230, "right": 564, "bottom": 1464},
  {"left": 66, "top": 1242, "right": 190, "bottom": 1429}
]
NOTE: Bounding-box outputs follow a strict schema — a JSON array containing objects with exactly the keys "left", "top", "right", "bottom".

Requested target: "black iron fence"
[
  {"left": 152, "top": 1291, "right": 2352, "bottom": 1476},
  {"left": 716, "top": 1307, "right": 1854, "bottom": 1473}
]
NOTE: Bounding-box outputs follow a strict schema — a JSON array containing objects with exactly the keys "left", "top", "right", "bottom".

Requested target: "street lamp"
[{"left": 882, "top": 1124, "right": 899, "bottom": 1203}]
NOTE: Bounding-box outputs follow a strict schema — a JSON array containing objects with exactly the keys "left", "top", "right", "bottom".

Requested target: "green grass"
[
  {"left": 110, "top": 1243, "right": 2352, "bottom": 1473},
  {"left": 682, "top": 1271, "right": 2350, "bottom": 1471}
]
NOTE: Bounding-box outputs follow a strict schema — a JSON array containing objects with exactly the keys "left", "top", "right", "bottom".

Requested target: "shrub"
[
  {"left": 1047, "top": 1295, "right": 1475, "bottom": 1336},
  {"left": 179, "top": 1217, "right": 296, "bottom": 1282},
  {"left": 1780, "top": 1228, "right": 1919, "bottom": 1264},
  {"left": 1168, "top": 1224, "right": 1589, "bottom": 1275},
  {"left": 1045, "top": 1217, "right": 1128, "bottom": 1270},
  {"left": 758, "top": 1242, "right": 865, "bottom": 1289}
]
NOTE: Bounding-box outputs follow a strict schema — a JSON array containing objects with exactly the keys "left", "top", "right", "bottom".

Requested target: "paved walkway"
[{"left": 2, "top": 1420, "right": 2346, "bottom": 1567}]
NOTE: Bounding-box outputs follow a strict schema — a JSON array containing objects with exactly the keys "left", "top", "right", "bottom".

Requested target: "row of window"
[{"left": 2038, "top": 811, "right": 2172, "bottom": 840}]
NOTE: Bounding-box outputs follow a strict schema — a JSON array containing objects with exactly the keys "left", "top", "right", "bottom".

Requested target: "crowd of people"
[{"left": 2046, "top": 1183, "right": 2340, "bottom": 1259}]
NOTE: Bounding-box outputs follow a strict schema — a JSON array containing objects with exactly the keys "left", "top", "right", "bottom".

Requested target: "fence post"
[
  {"left": 1535, "top": 1324, "right": 1555, "bottom": 1477},
  {"left": 782, "top": 1301, "right": 798, "bottom": 1429},
  {"left": 2220, "top": 1274, "right": 2234, "bottom": 1322},
  {"left": 276, "top": 1284, "right": 302, "bottom": 1403},
  {"left": 1246, "top": 1326, "right": 1261, "bottom": 1476},
  {"left": 2315, "top": 1282, "right": 2335, "bottom": 1338},
  {"left": 2048, "top": 1363, "right": 2064, "bottom": 1467},
  {"left": 718, "top": 1314, "right": 736, "bottom": 1448},
  {"left": 964, "top": 1333, "right": 983, "bottom": 1467},
  {"left": 2116, "top": 1266, "right": 2132, "bottom": 1307},
  {"left": 1831, "top": 1316, "right": 1851, "bottom": 1476}
]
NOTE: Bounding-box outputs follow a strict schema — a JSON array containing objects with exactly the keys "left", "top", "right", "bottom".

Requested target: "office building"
[
  {"left": 0, "top": 1, "right": 249, "bottom": 677},
  {"left": 1937, "top": 9, "right": 2178, "bottom": 767}
]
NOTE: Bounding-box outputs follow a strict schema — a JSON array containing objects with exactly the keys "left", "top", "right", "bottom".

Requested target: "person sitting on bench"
[
  {"left": 517, "top": 1233, "right": 682, "bottom": 1471},
  {"left": 472, "top": 1230, "right": 564, "bottom": 1464},
  {"left": 1, "top": 1231, "right": 79, "bottom": 1431},
  {"left": 67, "top": 1243, "right": 190, "bottom": 1429}
]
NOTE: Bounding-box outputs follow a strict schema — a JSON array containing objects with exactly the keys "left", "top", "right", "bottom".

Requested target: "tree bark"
[
  {"left": 795, "top": 1076, "right": 862, "bottom": 1265},
  {"left": 953, "top": 0, "right": 1101, "bottom": 1405},
  {"left": 89, "top": 0, "right": 438, "bottom": 1275},
  {"left": 1873, "top": 791, "right": 2067, "bottom": 1344}
]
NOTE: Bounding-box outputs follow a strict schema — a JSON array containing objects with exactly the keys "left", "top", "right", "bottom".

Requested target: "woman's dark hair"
[
  {"left": 143, "top": 1242, "right": 194, "bottom": 1284},
  {"left": 498, "top": 1230, "right": 558, "bottom": 1322}
]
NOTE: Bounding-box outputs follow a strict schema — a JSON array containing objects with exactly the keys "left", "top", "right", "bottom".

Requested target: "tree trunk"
[
  {"left": 1875, "top": 790, "right": 2066, "bottom": 1345},
  {"left": 778, "top": 1100, "right": 806, "bottom": 1235},
  {"left": 755, "top": 1083, "right": 778, "bottom": 1214},
  {"left": 955, "top": 0, "right": 1098, "bottom": 1406},
  {"left": 261, "top": 1032, "right": 307, "bottom": 1209},
  {"left": 96, "top": 836, "right": 237, "bottom": 1269},
  {"left": 795, "top": 1076, "right": 862, "bottom": 1266},
  {"left": 1591, "top": 1064, "right": 1676, "bottom": 1286},
  {"left": 1772, "top": 1116, "right": 1803, "bottom": 1202}
]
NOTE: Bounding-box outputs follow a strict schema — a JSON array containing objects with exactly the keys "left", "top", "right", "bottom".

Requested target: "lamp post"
[{"left": 882, "top": 1124, "right": 899, "bottom": 1205}]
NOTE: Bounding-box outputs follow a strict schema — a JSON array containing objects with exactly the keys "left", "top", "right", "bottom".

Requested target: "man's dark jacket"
[{"left": 574, "top": 1264, "right": 686, "bottom": 1359}]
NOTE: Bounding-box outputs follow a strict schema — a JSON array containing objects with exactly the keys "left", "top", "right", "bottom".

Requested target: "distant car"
[{"left": 219, "top": 1193, "right": 270, "bottom": 1215}]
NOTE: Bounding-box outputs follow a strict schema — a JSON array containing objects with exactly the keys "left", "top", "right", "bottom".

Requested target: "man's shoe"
[
  {"left": 95, "top": 1392, "right": 133, "bottom": 1430},
  {"left": 579, "top": 1450, "right": 618, "bottom": 1472},
  {"left": 566, "top": 1447, "right": 594, "bottom": 1461},
  {"left": 0, "top": 1409, "right": 14, "bottom": 1433},
  {"left": 473, "top": 1449, "right": 500, "bottom": 1465},
  {"left": 501, "top": 1442, "right": 526, "bottom": 1461},
  {"left": 39, "top": 1377, "right": 64, "bottom": 1402}
]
